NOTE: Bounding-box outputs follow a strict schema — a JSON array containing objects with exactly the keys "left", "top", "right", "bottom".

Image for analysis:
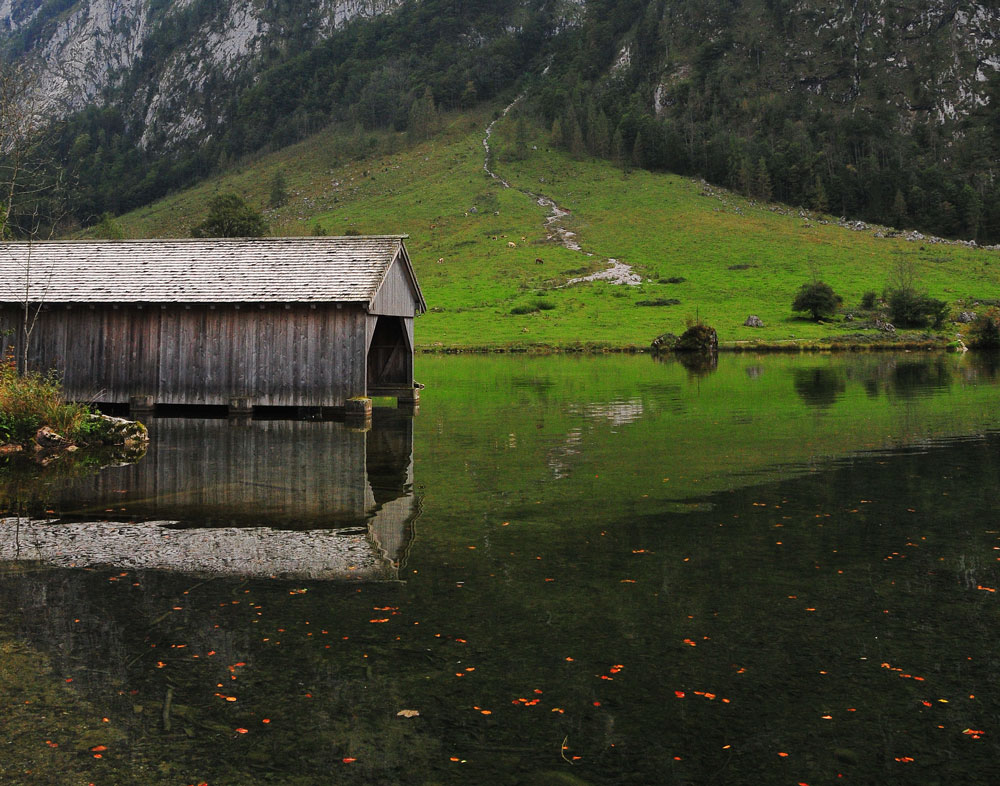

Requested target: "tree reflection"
[{"left": 793, "top": 366, "right": 846, "bottom": 409}]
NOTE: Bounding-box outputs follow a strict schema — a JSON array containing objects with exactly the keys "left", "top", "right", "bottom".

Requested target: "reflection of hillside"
[{"left": 0, "top": 413, "right": 419, "bottom": 580}]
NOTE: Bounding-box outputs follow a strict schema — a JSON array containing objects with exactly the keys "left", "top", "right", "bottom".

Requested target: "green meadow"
[{"left": 119, "top": 109, "right": 1000, "bottom": 350}]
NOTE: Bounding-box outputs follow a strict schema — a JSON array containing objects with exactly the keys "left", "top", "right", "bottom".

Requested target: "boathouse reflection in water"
[{"left": 0, "top": 412, "right": 418, "bottom": 581}]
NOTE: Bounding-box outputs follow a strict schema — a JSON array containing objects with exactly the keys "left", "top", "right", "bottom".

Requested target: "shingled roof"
[{"left": 0, "top": 236, "right": 424, "bottom": 310}]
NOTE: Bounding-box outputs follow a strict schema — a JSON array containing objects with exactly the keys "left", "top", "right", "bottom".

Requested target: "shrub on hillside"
[
  {"left": 190, "top": 193, "right": 268, "bottom": 238},
  {"left": 966, "top": 308, "right": 1000, "bottom": 349},
  {"left": 792, "top": 281, "right": 841, "bottom": 320},
  {"left": 886, "top": 287, "right": 948, "bottom": 328}
]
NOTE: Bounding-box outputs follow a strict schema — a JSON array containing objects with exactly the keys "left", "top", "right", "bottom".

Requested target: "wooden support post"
[
  {"left": 397, "top": 386, "right": 420, "bottom": 413},
  {"left": 129, "top": 395, "right": 155, "bottom": 417},
  {"left": 228, "top": 397, "right": 254, "bottom": 417},
  {"left": 344, "top": 397, "right": 372, "bottom": 431}
]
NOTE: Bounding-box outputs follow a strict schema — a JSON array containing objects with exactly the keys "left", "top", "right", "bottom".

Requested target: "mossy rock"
[
  {"left": 80, "top": 415, "right": 149, "bottom": 448},
  {"left": 675, "top": 324, "right": 719, "bottom": 353}
]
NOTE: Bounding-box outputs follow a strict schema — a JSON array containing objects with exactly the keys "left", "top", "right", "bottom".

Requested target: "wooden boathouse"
[{"left": 0, "top": 236, "right": 426, "bottom": 412}]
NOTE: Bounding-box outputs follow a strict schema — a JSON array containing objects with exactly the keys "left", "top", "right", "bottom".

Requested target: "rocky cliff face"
[
  {"left": 0, "top": 0, "right": 404, "bottom": 146},
  {"left": 5, "top": 0, "right": 996, "bottom": 152},
  {"left": 644, "top": 0, "right": 1000, "bottom": 133}
]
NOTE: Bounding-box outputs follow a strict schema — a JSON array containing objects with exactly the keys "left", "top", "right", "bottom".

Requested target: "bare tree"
[{"left": 0, "top": 59, "right": 71, "bottom": 373}]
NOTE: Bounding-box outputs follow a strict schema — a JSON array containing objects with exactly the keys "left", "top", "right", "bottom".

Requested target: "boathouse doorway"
[{"left": 367, "top": 315, "right": 412, "bottom": 393}]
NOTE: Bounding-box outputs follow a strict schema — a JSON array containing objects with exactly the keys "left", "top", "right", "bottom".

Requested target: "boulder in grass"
[
  {"left": 651, "top": 332, "right": 678, "bottom": 352},
  {"left": 743, "top": 315, "right": 764, "bottom": 328},
  {"left": 957, "top": 311, "right": 977, "bottom": 323}
]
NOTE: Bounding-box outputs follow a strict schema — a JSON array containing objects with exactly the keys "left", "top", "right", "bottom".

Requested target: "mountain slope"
[
  {"left": 115, "top": 108, "right": 1000, "bottom": 349},
  {"left": 537, "top": 0, "right": 1000, "bottom": 241},
  {"left": 5, "top": 0, "right": 1000, "bottom": 243}
]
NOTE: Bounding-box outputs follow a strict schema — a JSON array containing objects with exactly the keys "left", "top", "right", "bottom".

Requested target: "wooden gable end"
[{"left": 369, "top": 249, "right": 425, "bottom": 317}]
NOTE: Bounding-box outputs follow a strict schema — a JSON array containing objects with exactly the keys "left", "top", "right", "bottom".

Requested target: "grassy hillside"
[{"left": 118, "top": 108, "right": 1000, "bottom": 350}]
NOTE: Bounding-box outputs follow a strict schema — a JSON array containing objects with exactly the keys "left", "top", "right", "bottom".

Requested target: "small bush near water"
[
  {"left": 966, "top": 308, "right": 1000, "bottom": 349},
  {"left": 0, "top": 359, "right": 93, "bottom": 445}
]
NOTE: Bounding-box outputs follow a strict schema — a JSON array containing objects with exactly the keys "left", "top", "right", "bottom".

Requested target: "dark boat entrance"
[{"left": 367, "top": 315, "right": 413, "bottom": 398}]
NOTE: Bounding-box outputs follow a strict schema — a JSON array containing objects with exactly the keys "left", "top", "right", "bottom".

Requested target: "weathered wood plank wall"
[
  {"left": 370, "top": 259, "right": 418, "bottom": 317},
  {"left": 0, "top": 303, "right": 369, "bottom": 406}
]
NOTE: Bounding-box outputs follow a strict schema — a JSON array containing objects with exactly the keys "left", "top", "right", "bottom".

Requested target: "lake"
[{"left": 1, "top": 352, "right": 999, "bottom": 785}]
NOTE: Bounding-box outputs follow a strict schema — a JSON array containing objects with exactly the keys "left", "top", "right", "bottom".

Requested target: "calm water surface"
[{"left": 2, "top": 352, "right": 1000, "bottom": 785}]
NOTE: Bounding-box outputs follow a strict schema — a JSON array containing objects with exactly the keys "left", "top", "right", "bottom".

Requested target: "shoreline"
[{"left": 416, "top": 337, "right": 958, "bottom": 355}]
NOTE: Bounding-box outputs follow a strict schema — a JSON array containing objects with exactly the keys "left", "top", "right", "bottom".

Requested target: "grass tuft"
[{"left": 0, "top": 353, "right": 93, "bottom": 445}]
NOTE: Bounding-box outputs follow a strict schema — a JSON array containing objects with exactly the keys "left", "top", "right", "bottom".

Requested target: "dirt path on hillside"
[{"left": 482, "top": 99, "right": 641, "bottom": 286}]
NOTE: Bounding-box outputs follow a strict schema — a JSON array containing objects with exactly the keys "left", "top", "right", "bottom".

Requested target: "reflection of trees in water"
[
  {"left": 793, "top": 366, "right": 846, "bottom": 409},
  {"left": 889, "top": 357, "right": 952, "bottom": 398},
  {"left": 965, "top": 350, "right": 1000, "bottom": 380},
  {"left": 841, "top": 355, "right": 955, "bottom": 400}
]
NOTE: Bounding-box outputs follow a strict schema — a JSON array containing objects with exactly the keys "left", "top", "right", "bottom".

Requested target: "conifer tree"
[
  {"left": 632, "top": 130, "right": 646, "bottom": 170},
  {"left": 891, "top": 189, "right": 908, "bottom": 227},
  {"left": 753, "top": 157, "right": 772, "bottom": 201}
]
